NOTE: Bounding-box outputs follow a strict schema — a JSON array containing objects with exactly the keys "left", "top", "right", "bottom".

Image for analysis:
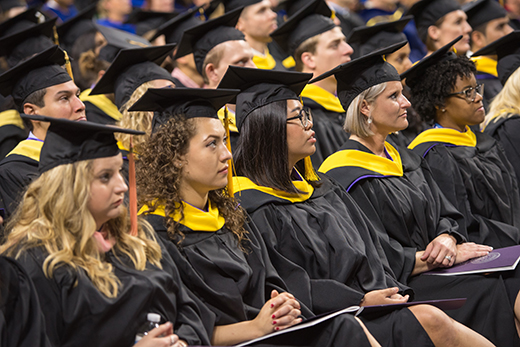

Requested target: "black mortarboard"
[
  {"left": 463, "top": 0, "right": 507, "bottom": 30},
  {"left": 0, "top": 7, "right": 42, "bottom": 35},
  {"left": 406, "top": 0, "right": 461, "bottom": 43},
  {"left": 150, "top": 6, "right": 204, "bottom": 44},
  {"left": 0, "top": 45, "right": 71, "bottom": 107},
  {"left": 57, "top": 4, "right": 97, "bottom": 51},
  {"left": 125, "top": 10, "right": 178, "bottom": 36},
  {"left": 270, "top": 0, "right": 335, "bottom": 56},
  {"left": 0, "top": 17, "right": 56, "bottom": 61},
  {"left": 0, "top": 0, "right": 24, "bottom": 12},
  {"left": 96, "top": 23, "right": 152, "bottom": 63},
  {"left": 217, "top": 66, "right": 312, "bottom": 130},
  {"left": 20, "top": 114, "right": 144, "bottom": 173},
  {"left": 90, "top": 44, "right": 176, "bottom": 109},
  {"left": 128, "top": 87, "right": 240, "bottom": 132},
  {"left": 401, "top": 35, "right": 461, "bottom": 88},
  {"left": 348, "top": 16, "right": 412, "bottom": 59},
  {"left": 309, "top": 41, "right": 406, "bottom": 111},
  {"left": 220, "top": 0, "right": 261, "bottom": 12},
  {"left": 284, "top": 0, "right": 314, "bottom": 17},
  {"left": 174, "top": 7, "right": 245, "bottom": 74},
  {"left": 472, "top": 30, "right": 520, "bottom": 85}
]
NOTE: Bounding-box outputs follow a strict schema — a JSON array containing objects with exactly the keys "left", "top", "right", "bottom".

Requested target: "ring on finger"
[
  {"left": 170, "top": 335, "right": 175, "bottom": 346},
  {"left": 445, "top": 255, "right": 452, "bottom": 261}
]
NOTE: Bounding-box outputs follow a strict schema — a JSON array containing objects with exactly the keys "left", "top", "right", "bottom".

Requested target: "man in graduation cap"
[
  {"left": 270, "top": 0, "right": 353, "bottom": 167},
  {"left": 0, "top": 45, "right": 85, "bottom": 220},
  {"left": 406, "top": 0, "right": 472, "bottom": 58},
  {"left": 464, "top": 0, "right": 513, "bottom": 110},
  {"left": 150, "top": 6, "right": 205, "bottom": 88}
]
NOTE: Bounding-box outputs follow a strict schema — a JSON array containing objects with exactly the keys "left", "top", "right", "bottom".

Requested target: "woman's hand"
[
  {"left": 251, "top": 290, "right": 302, "bottom": 335},
  {"left": 455, "top": 242, "right": 493, "bottom": 265},
  {"left": 421, "top": 234, "right": 457, "bottom": 267},
  {"left": 135, "top": 322, "right": 185, "bottom": 347},
  {"left": 360, "top": 287, "right": 409, "bottom": 307}
]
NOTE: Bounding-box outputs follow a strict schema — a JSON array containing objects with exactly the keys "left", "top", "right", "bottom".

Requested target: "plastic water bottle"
[{"left": 135, "top": 313, "right": 161, "bottom": 343}]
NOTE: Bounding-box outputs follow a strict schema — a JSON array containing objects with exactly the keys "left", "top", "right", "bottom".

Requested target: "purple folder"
[{"left": 423, "top": 244, "right": 520, "bottom": 276}]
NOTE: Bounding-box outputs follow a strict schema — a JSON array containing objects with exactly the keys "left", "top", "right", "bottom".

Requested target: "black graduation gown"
[
  {"left": 0, "top": 110, "right": 27, "bottom": 160},
  {"left": 0, "top": 138, "right": 41, "bottom": 220},
  {"left": 484, "top": 114, "right": 520, "bottom": 190},
  {"left": 16, "top": 242, "right": 212, "bottom": 347},
  {"left": 300, "top": 85, "right": 350, "bottom": 168},
  {"left": 409, "top": 126, "right": 520, "bottom": 249},
  {"left": 234, "top": 174, "right": 434, "bottom": 347},
  {"left": 320, "top": 139, "right": 520, "bottom": 345},
  {"left": 0, "top": 256, "right": 51, "bottom": 347},
  {"left": 80, "top": 89, "right": 122, "bottom": 125},
  {"left": 142, "top": 204, "right": 373, "bottom": 347}
]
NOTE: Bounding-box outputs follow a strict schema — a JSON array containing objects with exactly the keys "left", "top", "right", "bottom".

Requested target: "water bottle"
[{"left": 135, "top": 313, "right": 161, "bottom": 343}]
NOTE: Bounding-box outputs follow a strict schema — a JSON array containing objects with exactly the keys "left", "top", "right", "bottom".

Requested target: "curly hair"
[
  {"left": 0, "top": 159, "right": 162, "bottom": 298},
  {"left": 137, "top": 115, "right": 248, "bottom": 248},
  {"left": 409, "top": 55, "right": 476, "bottom": 124}
]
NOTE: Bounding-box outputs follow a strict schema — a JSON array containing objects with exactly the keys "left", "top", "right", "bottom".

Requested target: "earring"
[
  {"left": 442, "top": 109, "right": 446, "bottom": 113},
  {"left": 367, "top": 117, "right": 373, "bottom": 124}
]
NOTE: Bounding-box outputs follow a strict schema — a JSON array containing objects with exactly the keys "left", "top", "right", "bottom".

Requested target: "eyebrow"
[
  {"left": 203, "top": 134, "right": 223, "bottom": 142},
  {"left": 290, "top": 106, "right": 301, "bottom": 113}
]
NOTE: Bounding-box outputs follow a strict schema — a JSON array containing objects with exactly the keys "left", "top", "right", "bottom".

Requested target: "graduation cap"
[
  {"left": 309, "top": 41, "right": 406, "bottom": 111},
  {"left": 95, "top": 23, "right": 152, "bottom": 63},
  {"left": 463, "top": 0, "right": 507, "bottom": 30},
  {"left": 220, "top": 0, "right": 261, "bottom": 12},
  {"left": 348, "top": 16, "right": 412, "bottom": 59},
  {"left": 128, "top": 87, "right": 240, "bottom": 132},
  {"left": 400, "top": 35, "right": 461, "bottom": 88},
  {"left": 174, "top": 7, "right": 245, "bottom": 74},
  {"left": 0, "top": 45, "right": 71, "bottom": 107},
  {"left": 0, "top": 17, "right": 57, "bottom": 60},
  {"left": 20, "top": 114, "right": 144, "bottom": 173},
  {"left": 406, "top": 0, "right": 461, "bottom": 43},
  {"left": 56, "top": 4, "right": 97, "bottom": 51},
  {"left": 124, "top": 10, "right": 178, "bottom": 36},
  {"left": 149, "top": 6, "right": 204, "bottom": 44},
  {"left": 217, "top": 65, "right": 312, "bottom": 130},
  {"left": 90, "top": 44, "right": 176, "bottom": 109},
  {"left": 284, "top": 0, "right": 314, "bottom": 17},
  {"left": 472, "top": 30, "right": 520, "bottom": 85},
  {"left": 270, "top": 0, "right": 335, "bottom": 56},
  {"left": 0, "top": 7, "right": 42, "bottom": 35}
]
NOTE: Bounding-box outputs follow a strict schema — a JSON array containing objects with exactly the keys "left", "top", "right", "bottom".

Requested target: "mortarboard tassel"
[
  {"left": 53, "top": 26, "right": 74, "bottom": 80},
  {"left": 224, "top": 106, "right": 235, "bottom": 197},
  {"left": 303, "top": 156, "right": 320, "bottom": 182},
  {"left": 128, "top": 137, "right": 138, "bottom": 236}
]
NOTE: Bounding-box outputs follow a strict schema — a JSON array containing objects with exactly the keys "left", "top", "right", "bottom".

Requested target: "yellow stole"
[
  {"left": 408, "top": 126, "right": 477, "bottom": 149},
  {"left": 80, "top": 89, "right": 123, "bottom": 122},
  {"left": 139, "top": 200, "right": 225, "bottom": 232},
  {"left": 300, "top": 84, "right": 345, "bottom": 113},
  {"left": 232, "top": 172, "right": 314, "bottom": 203},
  {"left": 471, "top": 56, "right": 498, "bottom": 77},
  {"left": 253, "top": 48, "right": 277, "bottom": 70},
  {"left": 319, "top": 141, "right": 403, "bottom": 177},
  {"left": 0, "top": 110, "right": 24, "bottom": 129},
  {"left": 217, "top": 106, "right": 238, "bottom": 133},
  {"left": 6, "top": 138, "right": 43, "bottom": 161},
  {"left": 282, "top": 56, "right": 296, "bottom": 69}
]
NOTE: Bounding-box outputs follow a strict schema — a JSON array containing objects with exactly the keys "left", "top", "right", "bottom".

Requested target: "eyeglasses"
[
  {"left": 286, "top": 108, "right": 313, "bottom": 128},
  {"left": 447, "top": 83, "right": 484, "bottom": 103}
]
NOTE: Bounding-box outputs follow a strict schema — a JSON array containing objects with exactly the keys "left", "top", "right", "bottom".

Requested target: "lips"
[{"left": 218, "top": 165, "right": 229, "bottom": 174}]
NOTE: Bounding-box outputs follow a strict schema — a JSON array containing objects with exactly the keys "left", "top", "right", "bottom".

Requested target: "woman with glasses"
[
  {"left": 405, "top": 38, "right": 520, "bottom": 251},
  {"left": 318, "top": 42, "right": 519, "bottom": 346},
  {"left": 226, "top": 65, "right": 500, "bottom": 347}
]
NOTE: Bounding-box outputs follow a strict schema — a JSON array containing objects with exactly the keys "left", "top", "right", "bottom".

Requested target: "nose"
[
  {"left": 403, "top": 57, "right": 412, "bottom": 72},
  {"left": 74, "top": 95, "right": 86, "bottom": 113},
  {"left": 343, "top": 42, "right": 354, "bottom": 57},
  {"left": 401, "top": 94, "right": 411, "bottom": 109},
  {"left": 116, "top": 171, "right": 129, "bottom": 194},
  {"left": 221, "top": 144, "right": 232, "bottom": 162},
  {"left": 268, "top": 7, "right": 277, "bottom": 20},
  {"left": 463, "top": 20, "right": 472, "bottom": 35}
]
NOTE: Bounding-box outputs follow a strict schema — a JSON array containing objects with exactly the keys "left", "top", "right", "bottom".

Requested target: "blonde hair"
[
  {"left": 0, "top": 159, "right": 162, "bottom": 298},
  {"left": 345, "top": 82, "right": 388, "bottom": 138},
  {"left": 294, "top": 34, "right": 321, "bottom": 72},
  {"left": 116, "top": 81, "right": 156, "bottom": 152},
  {"left": 485, "top": 67, "right": 520, "bottom": 127}
]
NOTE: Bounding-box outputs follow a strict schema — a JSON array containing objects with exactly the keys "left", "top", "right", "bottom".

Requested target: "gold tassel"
[
  {"left": 224, "top": 106, "right": 235, "bottom": 197},
  {"left": 128, "top": 137, "right": 138, "bottom": 236},
  {"left": 63, "top": 50, "right": 74, "bottom": 81},
  {"left": 303, "top": 156, "right": 320, "bottom": 181}
]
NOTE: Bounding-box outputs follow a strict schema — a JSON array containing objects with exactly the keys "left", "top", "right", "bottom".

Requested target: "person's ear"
[
  {"left": 301, "top": 51, "right": 316, "bottom": 70},
  {"left": 360, "top": 99, "right": 371, "bottom": 118},
  {"left": 471, "top": 31, "right": 486, "bottom": 50},
  {"left": 428, "top": 25, "right": 440, "bottom": 42},
  {"left": 205, "top": 63, "right": 219, "bottom": 85},
  {"left": 23, "top": 103, "right": 38, "bottom": 115}
]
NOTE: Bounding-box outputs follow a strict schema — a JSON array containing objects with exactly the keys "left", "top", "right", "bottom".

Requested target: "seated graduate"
[
  {"left": 223, "top": 65, "right": 494, "bottom": 347},
  {"left": 131, "top": 87, "right": 380, "bottom": 347},
  {"left": 405, "top": 36, "right": 520, "bottom": 250},
  {"left": 0, "top": 46, "right": 86, "bottom": 220},
  {"left": 481, "top": 31, "right": 520, "bottom": 189},
  {"left": 0, "top": 256, "right": 50, "bottom": 347},
  {"left": 0, "top": 116, "right": 212, "bottom": 347},
  {"left": 317, "top": 42, "right": 520, "bottom": 346}
]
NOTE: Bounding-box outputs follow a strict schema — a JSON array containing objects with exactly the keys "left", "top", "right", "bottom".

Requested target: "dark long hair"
[{"left": 234, "top": 100, "right": 319, "bottom": 194}]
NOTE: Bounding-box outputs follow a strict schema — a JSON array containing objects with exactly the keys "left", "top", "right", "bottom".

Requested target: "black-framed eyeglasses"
[
  {"left": 447, "top": 83, "right": 484, "bottom": 103},
  {"left": 287, "top": 108, "right": 313, "bottom": 128}
]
